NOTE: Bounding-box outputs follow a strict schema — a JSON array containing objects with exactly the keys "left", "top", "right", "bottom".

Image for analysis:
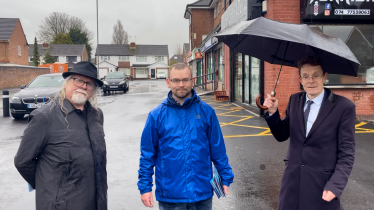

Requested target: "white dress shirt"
[{"left": 304, "top": 89, "right": 325, "bottom": 136}]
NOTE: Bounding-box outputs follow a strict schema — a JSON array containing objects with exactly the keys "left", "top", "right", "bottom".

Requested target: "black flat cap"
[{"left": 62, "top": 61, "right": 103, "bottom": 87}]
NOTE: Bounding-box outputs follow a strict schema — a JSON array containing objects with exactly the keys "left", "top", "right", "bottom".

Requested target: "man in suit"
[{"left": 263, "top": 56, "right": 355, "bottom": 210}]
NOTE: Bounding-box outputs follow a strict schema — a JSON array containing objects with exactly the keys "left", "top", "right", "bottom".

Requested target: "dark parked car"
[
  {"left": 9, "top": 73, "right": 65, "bottom": 119},
  {"left": 102, "top": 72, "right": 129, "bottom": 94}
]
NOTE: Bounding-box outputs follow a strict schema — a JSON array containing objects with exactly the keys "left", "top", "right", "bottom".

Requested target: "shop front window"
[
  {"left": 310, "top": 25, "right": 374, "bottom": 85},
  {"left": 207, "top": 52, "right": 213, "bottom": 80},
  {"left": 251, "top": 57, "right": 260, "bottom": 106},
  {"left": 244, "top": 55, "right": 250, "bottom": 103},
  {"left": 219, "top": 48, "right": 224, "bottom": 82},
  {"left": 235, "top": 53, "right": 243, "bottom": 101}
]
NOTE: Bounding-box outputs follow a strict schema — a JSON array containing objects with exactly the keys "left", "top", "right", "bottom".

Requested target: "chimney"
[
  {"left": 42, "top": 43, "right": 48, "bottom": 49},
  {"left": 130, "top": 42, "right": 136, "bottom": 49}
]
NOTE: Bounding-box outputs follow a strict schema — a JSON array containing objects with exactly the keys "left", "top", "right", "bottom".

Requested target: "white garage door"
[
  {"left": 136, "top": 68, "right": 148, "bottom": 78},
  {"left": 98, "top": 68, "right": 108, "bottom": 79},
  {"left": 157, "top": 69, "right": 168, "bottom": 77}
]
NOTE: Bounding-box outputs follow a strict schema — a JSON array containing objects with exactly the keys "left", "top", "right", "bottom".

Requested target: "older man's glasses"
[
  {"left": 170, "top": 78, "right": 192, "bottom": 84},
  {"left": 72, "top": 78, "right": 97, "bottom": 90},
  {"left": 300, "top": 74, "right": 324, "bottom": 82}
]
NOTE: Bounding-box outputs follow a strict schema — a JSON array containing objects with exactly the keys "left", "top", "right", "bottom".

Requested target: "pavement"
[{"left": 0, "top": 80, "right": 374, "bottom": 210}]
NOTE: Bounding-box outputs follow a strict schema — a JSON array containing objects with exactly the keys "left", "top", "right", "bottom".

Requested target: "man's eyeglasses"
[
  {"left": 72, "top": 78, "right": 97, "bottom": 90},
  {"left": 170, "top": 78, "right": 192, "bottom": 84},
  {"left": 300, "top": 74, "right": 324, "bottom": 82}
]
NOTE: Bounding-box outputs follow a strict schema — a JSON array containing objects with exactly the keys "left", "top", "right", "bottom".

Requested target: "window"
[
  {"left": 54, "top": 56, "right": 59, "bottom": 62},
  {"left": 223, "top": 0, "right": 226, "bottom": 10},
  {"left": 309, "top": 25, "right": 374, "bottom": 85},
  {"left": 101, "top": 56, "right": 110, "bottom": 61},
  {"left": 66, "top": 56, "right": 77, "bottom": 62},
  {"left": 119, "top": 56, "right": 129, "bottom": 61},
  {"left": 29, "top": 57, "right": 33, "bottom": 62},
  {"left": 119, "top": 68, "right": 130, "bottom": 75},
  {"left": 214, "top": 5, "right": 217, "bottom": 19},
  {"left": 136, "top": 56, "right": 147, "bottom": 62},
  {"left": 136, "top": 68, "right": 148, "bottom": 78},
  {"left": 155, "top": 56, "right": 164, "bottom": 62},
  {"left": 218, "top": 1, "right": 221, "bottom": 14},
  {"left": 18, "top": 46, "right": 21, "bottom": 56}
]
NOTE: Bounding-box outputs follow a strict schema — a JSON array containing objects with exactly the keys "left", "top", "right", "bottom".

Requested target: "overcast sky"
[{"left": 1, "top": 0, "right": 194, "bottom": 57}]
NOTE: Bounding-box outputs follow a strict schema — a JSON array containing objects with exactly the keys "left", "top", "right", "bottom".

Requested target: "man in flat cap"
[{"left": 14, "top": 61, "right": 107, "bottom": 210}]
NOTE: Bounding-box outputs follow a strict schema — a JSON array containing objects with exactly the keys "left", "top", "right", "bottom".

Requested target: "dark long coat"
[
  {"left": 14, "top": 99, "right": 107, "bottom": 210},
  {"left": 265, "top": 88, "right": 355, "bottom": 210}
]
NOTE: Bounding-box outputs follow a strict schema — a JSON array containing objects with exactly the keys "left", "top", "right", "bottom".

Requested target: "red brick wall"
[
  {"left": 8, "top": 20, "right": 29, "bottom": 65},
  {"left": 0, "top": 42, "right": 10, "bottom": 63},
  {"left": 82, "top": 45, "right": 88, "bottom": 62},
  {"left": 329, "top": 89, "right": 374, "bottom": 120},
  {"left": 190, "top": 9, "right": 214, "bottom": 50},
  {"left": 0, "top": 66, "right": 49, "bottom": 89},
  {"left": 264, "top": 0, "right": 301, "bottom": 117}
]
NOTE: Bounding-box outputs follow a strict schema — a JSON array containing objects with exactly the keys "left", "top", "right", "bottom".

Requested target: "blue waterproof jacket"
[{"left": 137, "top": 90, "right": 234, "bottom": 203}]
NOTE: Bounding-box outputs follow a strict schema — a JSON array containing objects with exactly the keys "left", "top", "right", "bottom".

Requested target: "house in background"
[
  {"left": 28, "top": 43, "right": 88, "bottom": 65},
  {"left": 96, "top": 61, "right": 118, "bottom": 79},
  {"left": 0, "top": 18, "right": 28, "bottom": 65},
  {"left": 95, "top": 42, "right": 169, "bottom": 79},
  {"left": 170, "top": 54, "right": 183, "bottom": 65}
]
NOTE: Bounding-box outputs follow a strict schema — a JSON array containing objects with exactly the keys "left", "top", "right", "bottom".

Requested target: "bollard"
[{"left": 3, "top": 90, "right": 10, "bottom": 117}]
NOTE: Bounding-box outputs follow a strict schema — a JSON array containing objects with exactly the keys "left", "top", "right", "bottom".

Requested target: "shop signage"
[
  {"left": 303, "top": 0, "right": 374, "bottom": 22},
  {"left": 195, "top": 52, "right": 202, "bottom": 59}
]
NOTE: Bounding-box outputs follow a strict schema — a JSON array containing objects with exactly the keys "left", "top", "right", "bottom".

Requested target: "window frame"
[
  {"left": 136, "top": 56, "right": 147, "bottom": 62},
  {"left": 214, "top": 5, "right": 217, "bottom": 19},
  {"left": 66, "top": 56, "right": 77, "bottom": 62},
  {"left": 119, "top": 56, "right": 129, "bottom": 61}
]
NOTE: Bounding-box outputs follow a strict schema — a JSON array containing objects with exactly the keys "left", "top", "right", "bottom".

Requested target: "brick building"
[
  {"left": 0, "top": 18, "right": 28, "bottom": 65},
  {"left": 185, "top": 0, "right": 374, "bottom": 120}
]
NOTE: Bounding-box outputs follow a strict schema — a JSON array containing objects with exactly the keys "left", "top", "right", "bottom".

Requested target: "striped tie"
[{"left": 304, "top": 100, "right": 314, "bottom": 132}]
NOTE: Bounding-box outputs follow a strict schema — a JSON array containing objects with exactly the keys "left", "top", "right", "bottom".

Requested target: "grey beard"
[{"left": 71, "top": 92, "right": 87, "bottom": 104}]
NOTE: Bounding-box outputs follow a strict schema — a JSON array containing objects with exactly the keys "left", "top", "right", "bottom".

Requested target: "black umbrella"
[{"left": 214, "top": 17, "right": 360, "bottom": 110}]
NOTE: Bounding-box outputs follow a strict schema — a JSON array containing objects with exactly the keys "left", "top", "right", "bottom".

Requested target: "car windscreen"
[
  {"left": 28, "top": 76, "right": 65, "bottom": 88},
  {"left": 106, "top": 73, "right": 124, "bottom": 79}
]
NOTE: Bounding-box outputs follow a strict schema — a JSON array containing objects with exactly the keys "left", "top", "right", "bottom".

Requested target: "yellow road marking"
[{"left": 217, "top": 110, "right": 240, "bottom": 116}]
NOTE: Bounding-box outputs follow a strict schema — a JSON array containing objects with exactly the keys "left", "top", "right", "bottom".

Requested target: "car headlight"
[
  {"left": 103, "top": 81, "right": 109, "bottom": 85},
  {"left": 119, "top": 81, "right": 125, "bottom": 85},
  {"left": 11, "top": 97, "right": 21, "bottom": 103}
]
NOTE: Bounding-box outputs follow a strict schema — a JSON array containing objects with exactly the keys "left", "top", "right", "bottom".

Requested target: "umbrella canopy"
[{"left": 215, "top": 17, "right": 360, "bottom": 77}]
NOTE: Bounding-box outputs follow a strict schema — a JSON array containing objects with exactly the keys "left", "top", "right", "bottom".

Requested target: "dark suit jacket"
[{"left": 265, "top": 88, "right": 355, "bottom": 210}]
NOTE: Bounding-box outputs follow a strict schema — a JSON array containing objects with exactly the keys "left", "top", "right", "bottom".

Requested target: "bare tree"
[
  {"left": 174, "top": 44, "right": 183, "bottom": 55},
  {"left": 112, "top": 20, "right": 128, "bottom": 44},
  {"left": 37, "top": 12, "right": 92, "bottom": 43}
]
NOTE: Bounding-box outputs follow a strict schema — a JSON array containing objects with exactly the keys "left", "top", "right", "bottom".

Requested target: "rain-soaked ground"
[{"left": 0, "top": 80, "right": 374, "bottom": 210}]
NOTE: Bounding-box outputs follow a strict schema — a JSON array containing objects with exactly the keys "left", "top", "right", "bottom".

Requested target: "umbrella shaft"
[{"left": 273, "top": 41, "right": 290, "bottom": 94}]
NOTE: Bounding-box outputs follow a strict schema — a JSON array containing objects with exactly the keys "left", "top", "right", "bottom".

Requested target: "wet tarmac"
[{"left": 0, "top": 80, "right": 373, "bottom": 210}]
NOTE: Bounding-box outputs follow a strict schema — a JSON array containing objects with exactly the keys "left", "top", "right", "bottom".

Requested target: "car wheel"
[{"left": 11, "top": 113, "right": 25, "bottom": 119}]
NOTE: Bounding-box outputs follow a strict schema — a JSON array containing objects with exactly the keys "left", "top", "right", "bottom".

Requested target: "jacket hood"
[{"left": 162, "top": 89, "right": 200, "bottom": 108}]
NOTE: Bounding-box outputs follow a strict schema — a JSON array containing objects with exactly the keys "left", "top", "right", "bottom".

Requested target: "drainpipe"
[{"left": 186, "top": 10, "right": 193, "bottom": 50}]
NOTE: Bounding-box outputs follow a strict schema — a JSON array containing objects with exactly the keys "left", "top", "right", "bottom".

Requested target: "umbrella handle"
[{"left": 255, "top": 92, "right": 276, "bottom": 111}]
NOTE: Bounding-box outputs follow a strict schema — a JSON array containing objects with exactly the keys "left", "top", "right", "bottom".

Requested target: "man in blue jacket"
[{"left": 138, "top": 63, "right": 234, "bottom": 210}]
